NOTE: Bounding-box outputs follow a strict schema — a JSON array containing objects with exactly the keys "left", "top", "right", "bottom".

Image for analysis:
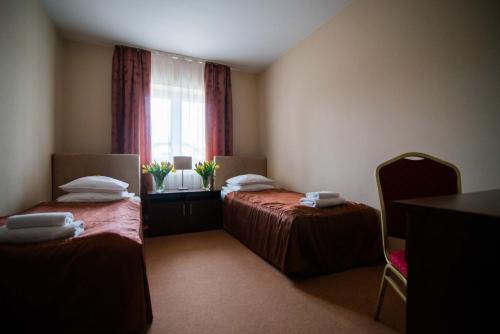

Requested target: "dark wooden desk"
[{"left": 395, "top": 189, "right": 500, "bottom": 334}]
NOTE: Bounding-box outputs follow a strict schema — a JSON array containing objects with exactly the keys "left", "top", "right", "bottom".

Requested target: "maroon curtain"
[
  {"left": 204, "top": 62, "right": 233, "bottom": 160},
  {"left": 111, "top": 45, "right": 152, "bottom": 194}
]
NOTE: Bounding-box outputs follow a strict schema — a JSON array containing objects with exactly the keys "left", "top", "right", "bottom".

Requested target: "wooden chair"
[{"left": 374, "top": 152, "right": 461, "bottom": 320}]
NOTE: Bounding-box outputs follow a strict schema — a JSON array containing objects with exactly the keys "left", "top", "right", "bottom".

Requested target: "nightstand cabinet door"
[
  {"left": 187, "top": 197, "right": 222, "bottom": 232},
  {"left": 146, "top": 190, "right": 222, "bottom": 237},
  {"left": 148, "top": 200, "right": 185, "bottom": 235}
]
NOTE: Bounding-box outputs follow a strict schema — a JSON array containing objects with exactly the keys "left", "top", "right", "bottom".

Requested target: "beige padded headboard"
[
  {"left": 52, "top": 154, "right": 140, "bottom": 199},
  {"left": 214, "top": 156, "right": 267, "bottom": 190}
]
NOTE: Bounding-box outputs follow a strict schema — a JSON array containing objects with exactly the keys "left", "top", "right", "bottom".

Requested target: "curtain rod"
[
  {"left": 151, "top": 49, "right": 242, "bottom": 72},
  {"left": 120, "top": 43, "right": 241, "bottom": 71}
]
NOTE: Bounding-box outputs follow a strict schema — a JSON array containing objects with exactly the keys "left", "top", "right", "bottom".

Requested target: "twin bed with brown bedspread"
[
  {"left": 215, "top": 156, "right": 382, "bottom": 277},
  {"left": 0, "top": 154, "right": 152, "bottom": 334},
  {"left": 223, "top": 189, "right": 382, "bottom": 276},
  {"left": 0, "top": 199, "right": 152, "bottom": 333}
]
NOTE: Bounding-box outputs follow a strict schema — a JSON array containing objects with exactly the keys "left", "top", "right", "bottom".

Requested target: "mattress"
[
  {"left": 0, "top": 198, "right": 152, "bottom": 334},
  {"left": 223, "top": 189, "right": 382, "bottom": 276}
]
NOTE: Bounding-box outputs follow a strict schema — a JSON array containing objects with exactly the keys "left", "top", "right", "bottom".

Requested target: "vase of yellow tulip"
[
  {"left": 142, "top": 161, "right": 175, "bottom": 192},
  {"left": 194, "top": 160, "right": 219, "bottom": 191}
]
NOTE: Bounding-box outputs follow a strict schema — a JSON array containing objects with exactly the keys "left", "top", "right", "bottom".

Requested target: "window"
[{"left": 151, "top": 53, "right": 205, "bottom": 189}]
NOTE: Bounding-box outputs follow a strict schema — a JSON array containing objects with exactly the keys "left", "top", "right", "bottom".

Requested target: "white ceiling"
[{"left": 41, "top": 0, "right": 351, "bottom": 72}]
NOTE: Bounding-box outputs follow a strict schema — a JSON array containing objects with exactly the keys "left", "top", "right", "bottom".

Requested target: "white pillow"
[
  {"left": 56, "top": 191, "right": 134, "bottom": 202},
  {"left": 226, "top": 174, "right": 274, "bottom": 186},
  {"left": 60, "top": 176, "right": 129, "bottom": 193},
  {"left": 225, "top": 183, "right": 275, "bottom": 192}
]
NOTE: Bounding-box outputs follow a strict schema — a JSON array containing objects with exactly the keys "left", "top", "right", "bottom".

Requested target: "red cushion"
[{"left": 388, "top": 249, "right": 407, "bottom": 278}]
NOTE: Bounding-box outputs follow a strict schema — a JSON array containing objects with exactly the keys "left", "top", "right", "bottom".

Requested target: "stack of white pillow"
[
  {"left": 223, "top": 174, "right": 275, "bottom": 193},
  {"left": 57, "top": 176, "right": 135, "bottom": 202}
]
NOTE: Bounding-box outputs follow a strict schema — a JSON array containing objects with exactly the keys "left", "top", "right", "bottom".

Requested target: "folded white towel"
[
  {"left": 299, "top": 197, "right": 347, "bottom": 208},
  {"left": 7, "top": 212, "right": 74, "bottom": 229},
  {"left": 0, "top": 221, "right": 84, "bottom": 244},
  {"left": 305, "top": 191, "right": 340, "bottom": 200}
]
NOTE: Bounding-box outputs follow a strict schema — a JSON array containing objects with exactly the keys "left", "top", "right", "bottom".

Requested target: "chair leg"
[{"left": 374, "top": 265, "right": 388, "bottom": 321}]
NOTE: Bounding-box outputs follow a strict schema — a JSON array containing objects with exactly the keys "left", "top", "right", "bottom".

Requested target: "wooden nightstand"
[{"left": 144, "top": 189, "right": 222, "bottom": 237}]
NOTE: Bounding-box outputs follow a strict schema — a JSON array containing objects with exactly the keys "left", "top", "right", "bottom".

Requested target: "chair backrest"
[{"left": 376, "top": 152, "right": 461, "bottom": 240}]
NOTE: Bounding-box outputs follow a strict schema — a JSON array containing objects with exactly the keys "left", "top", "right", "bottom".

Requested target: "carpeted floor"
[{"left": 144, "top": 230, "right": 405, "bottom": 334}]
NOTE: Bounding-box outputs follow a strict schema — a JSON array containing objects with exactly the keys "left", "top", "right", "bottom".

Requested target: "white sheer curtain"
[{"left": 151, "top": 53, "right": 205, "bottom": 189}]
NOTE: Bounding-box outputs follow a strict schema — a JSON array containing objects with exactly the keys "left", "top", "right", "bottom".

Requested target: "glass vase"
[
  {"left": 201, "top": 176, "right": 210, "bottom": 191},
  {"left": 152, "top": 174, "right": 166, "bottom": 193}
]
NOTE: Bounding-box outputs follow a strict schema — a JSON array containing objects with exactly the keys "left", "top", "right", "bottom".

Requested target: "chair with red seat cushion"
[
  {"left": 374, "top": 152, "right": 460, "bottom": 320},
  {"left": 388, "top": 249, "right": 407, "bottom": 278}
]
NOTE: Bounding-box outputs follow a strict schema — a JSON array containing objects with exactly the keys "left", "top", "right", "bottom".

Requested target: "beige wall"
[
  {"left": 258, "top": 0, "right": 500, "bottom": 209},
  {"left": 232, "top": 71, "right": 260, "bottom": 156},
  {"left": 0, "top": 0, "right": 60, "bottom": 216},
  {"left": 58, "top": 39, "right": 113, "bottom": 153},
  {"left": 59, "top": 39, "right": 260, "bottom": 156}
]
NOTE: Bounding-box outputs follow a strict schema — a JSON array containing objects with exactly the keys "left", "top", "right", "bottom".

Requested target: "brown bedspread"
[
  {"left": 0, "top": 199, "right": 152, "bottom": 334},
  {"left": 224, "top": 189, "right": 382, "bottom": 276}
]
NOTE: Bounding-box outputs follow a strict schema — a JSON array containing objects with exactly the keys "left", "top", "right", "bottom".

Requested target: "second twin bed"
[{"left": 215, "top": 156, "right": 382, "bottom": 277}]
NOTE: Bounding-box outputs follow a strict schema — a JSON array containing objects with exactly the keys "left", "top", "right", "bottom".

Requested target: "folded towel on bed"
[
  {"left": 7, "top": 212, "right": 74, "bottom": 229},
  {"left": 0, "top": 221, "right": 84, "bottom": 244},
  {"left": 305, "top": 191, "right": 340, "bottom": 200},
  {"left": 299, "top": 197, "right": 346, "bottom": 208}
]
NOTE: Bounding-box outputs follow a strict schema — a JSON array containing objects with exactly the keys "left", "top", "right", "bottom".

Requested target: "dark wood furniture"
[
  {"left": 145, "top": 189, "right": 222, "bottom": 236},
  {"left": 395, "top": 189, "right": 500, "bottom": 334}
]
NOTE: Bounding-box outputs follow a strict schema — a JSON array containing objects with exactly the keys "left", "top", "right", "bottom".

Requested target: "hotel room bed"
[
  {"left": 0, "top": 154, "right": 152, "bottom": 334},
  {"left": 215, "top": 156, "right": 382, "bottom": 276}
]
